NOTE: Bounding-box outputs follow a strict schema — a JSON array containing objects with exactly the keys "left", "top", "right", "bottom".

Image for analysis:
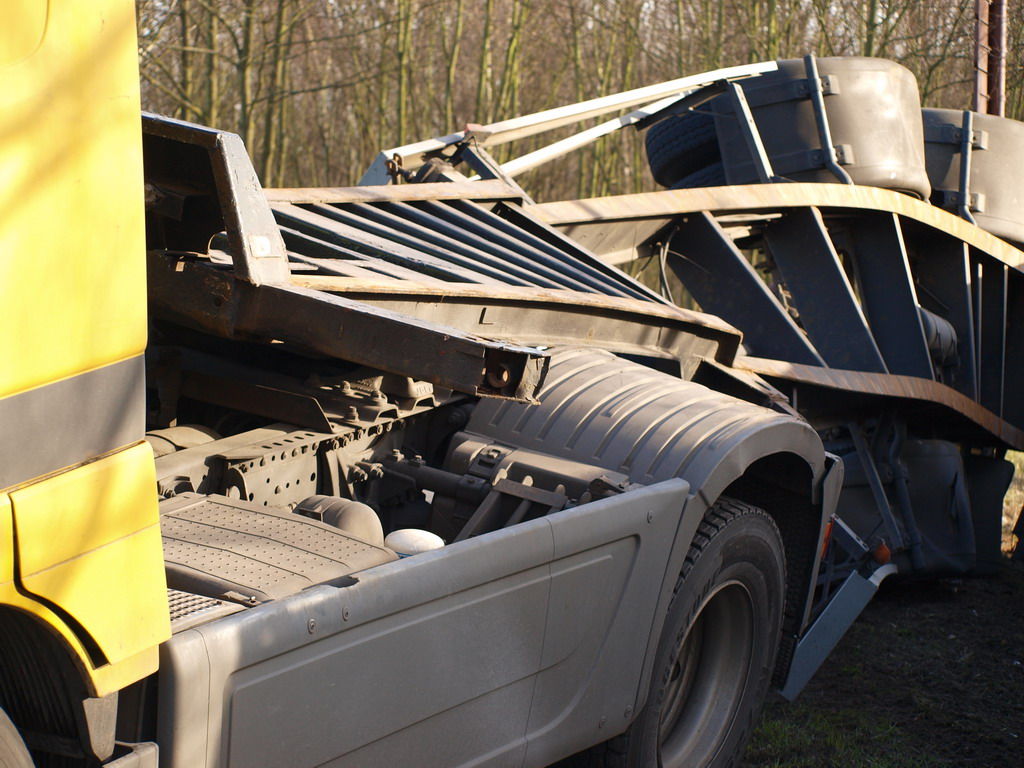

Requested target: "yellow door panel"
[
  {"left": 0, "top": 0, "right": 146, "bottom": 399},
  {"left": 0, "top": 1, "right": 47, "bottom": 67},
  {"left": 13, "top": 444, "right": 157, "bottom": 574},
  {"left": 21, "top": 525, "right": 168, "bottom": 667},
  {"left": 11, "top": 444, "right": 170, "bottom": 667},
  {"left": 0, "top": 494, "right": 11, "bottom": 584}
]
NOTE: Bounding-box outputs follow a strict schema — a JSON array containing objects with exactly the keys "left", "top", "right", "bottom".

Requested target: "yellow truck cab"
[{"left": 1, "top": 0, "right": 169, "bottom": 763}]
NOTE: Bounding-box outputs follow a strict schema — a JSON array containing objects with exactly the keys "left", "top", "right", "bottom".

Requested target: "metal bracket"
[
  {"left": 453, "top": 473, "right": 568, "bottom": 542},
  {"left": 359, "top": 61, "right": 779, "bottom": 184},
  {"left": 780, "top": 563, "right": 897, "bottom": 700},
  {"left": 847, "top": 422, "right": 906, "bottom": 550},
  {"left": 803, "top": 55, "right": 854, "bottom": 185},
  {"left": 731, "top": 74, "right": 840, "bottom": 110},
  {"left": 957, "top": 110, "right": 978, "bottom": 224},
  {"left": 935, "top": 190, "right": 986, "bottom": 213},
  {"left": 633, "top": 80, "right": 729, "bottom": 131},
  {"left": 451, "top": 139, "right": 537, "bottom": 204},
  {"left": 142, "top": 113, "right": 291, "bottom": 286},
  {"left": 752, "top": 144, "right": 856, "bottom": 175},
  {"left": 831, "top": 514, "right": 870, "bottom": 557},
  {"left": 923, "top": 123, "right": 989, "bottom": 150}
]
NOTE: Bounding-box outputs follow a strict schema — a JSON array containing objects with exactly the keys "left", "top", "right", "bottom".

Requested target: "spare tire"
[
  {"left": 670, "top": 161, "right": 727, "bottom": 190},
  {"left": 645, "top": 111, "right": 722, "bottom": 188}
]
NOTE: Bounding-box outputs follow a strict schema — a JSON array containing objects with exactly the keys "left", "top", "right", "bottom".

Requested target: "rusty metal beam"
[
  {"left": 737, "top": 355, "right": 1024, "bottom": 449},
  {"left": 147, "top": 253, "right": 548, "bottom": 402},
  {"left": 291, "top": 276, "right": 742, "bottom": 373},
  {"left": 264, "top": 180, "right": 524, "bottom": 207},
  {"left": 531, "top": 184, "right": 1024, "bottom": 270}
]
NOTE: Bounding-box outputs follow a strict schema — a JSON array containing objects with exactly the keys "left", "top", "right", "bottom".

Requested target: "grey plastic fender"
[{"left": 467, "top": 348, "right": 831, "bottom": 717}]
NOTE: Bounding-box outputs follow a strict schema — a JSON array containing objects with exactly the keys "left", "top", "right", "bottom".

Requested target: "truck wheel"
[
  {"left": 645, "top": 111, "right": 721, "bottom": 188},
  {"left": 578, "top": 499, "right": 785, "bottom": 768},
  {"left": 0, "top": 709, "right": 32, "bottom": 768}
]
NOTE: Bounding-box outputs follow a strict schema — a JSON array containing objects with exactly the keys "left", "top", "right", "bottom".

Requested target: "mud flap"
[{"left": 779, "top": 562, "right": 897, "bottom": 701}]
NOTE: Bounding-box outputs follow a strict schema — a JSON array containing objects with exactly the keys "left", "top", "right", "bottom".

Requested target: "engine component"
[
  {"left": 160, "top": 493, "right": 397, "bottom": 604},
  {"left": 296, "top": 495, "right": 385, "bottom": 547},
  {"left": 383, "top": 529, "right": 445, "bottom": 557}
]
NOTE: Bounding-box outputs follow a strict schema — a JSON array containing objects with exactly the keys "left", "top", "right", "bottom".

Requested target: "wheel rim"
[{"left": 657, "top": 581, "right": 755, "bottom": 767}]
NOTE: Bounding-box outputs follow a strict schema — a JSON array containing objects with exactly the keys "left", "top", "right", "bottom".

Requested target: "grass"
[{"left": 746, "top": 707, "right": 935, "bottom": 768}]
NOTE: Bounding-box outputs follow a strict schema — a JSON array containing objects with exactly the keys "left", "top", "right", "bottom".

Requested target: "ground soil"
[
  {"left": 744, "top": 454, "right": 1024, "bottom": 767},
  {"left": 745, "top": 556, "right": 1024, "bottom": 767}
]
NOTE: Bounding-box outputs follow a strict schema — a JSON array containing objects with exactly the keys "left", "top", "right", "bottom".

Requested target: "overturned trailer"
[
  {"left": 141, "top": 105, "right": 833, "bottom": 768},
  {"left": 137, "top": 57, "right": 1022, "bottom": 767}
]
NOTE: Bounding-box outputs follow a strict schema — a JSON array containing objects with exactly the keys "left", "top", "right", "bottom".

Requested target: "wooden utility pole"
[
  {"left": 975, "top": 0, "right": 1006, "bottom": 115},
  {"left": 988, "top": 0, "right": 1006, "bottom": 116},
  {"left": 974, "top": 0, "right": 989, "bottom": 112}
]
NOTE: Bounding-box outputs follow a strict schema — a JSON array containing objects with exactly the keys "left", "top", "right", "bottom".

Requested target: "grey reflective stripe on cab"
[{"left": 0, "top": 356, "right": 146, "bottom": 491}]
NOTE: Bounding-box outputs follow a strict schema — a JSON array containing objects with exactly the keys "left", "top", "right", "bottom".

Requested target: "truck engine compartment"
[{"left": 146, "top": 334, "right": 640, "bottom": 607}]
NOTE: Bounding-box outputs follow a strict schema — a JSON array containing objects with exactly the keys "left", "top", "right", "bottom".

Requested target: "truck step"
[{"left": 160, "top": 494, "right": 397, "bottom": 606}]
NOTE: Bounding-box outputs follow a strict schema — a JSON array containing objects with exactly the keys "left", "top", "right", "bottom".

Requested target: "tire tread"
[
  {"left": 567, "top": 498, "right": 783, "bottom": 768},
  {"left": 645, "top": 111, "right": 722, "bottom": 187}
]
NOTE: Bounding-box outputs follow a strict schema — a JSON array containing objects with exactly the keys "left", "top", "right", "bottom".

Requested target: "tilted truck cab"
[{"left": 0, "top": 2, "right": 169, "bottom": 763}]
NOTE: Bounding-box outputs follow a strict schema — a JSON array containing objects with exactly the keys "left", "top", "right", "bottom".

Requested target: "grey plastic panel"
[
  {"left": 156, "top": 480, "right": 691, "bottom": 768},
  {"left": 160, "top": 494, "right": 397, "bottom": 603},
  {"left": 924, "top": 108, "right": 1024, "bottom": 247},
  {"left": 714, "top": 57, "right": 930, "bottom": 198},
  {"left": 522, "top": 484, "right": 699, "bottom": 765}
]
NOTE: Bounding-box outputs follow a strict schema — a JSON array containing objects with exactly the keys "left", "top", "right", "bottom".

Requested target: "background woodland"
[{"left": 137, "top": 0, "right": 1024, "bottom": 201}]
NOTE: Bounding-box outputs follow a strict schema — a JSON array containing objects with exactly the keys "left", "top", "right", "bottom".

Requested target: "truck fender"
[{"left": 465, "top": 348, "right": 832, "bottom": 715}]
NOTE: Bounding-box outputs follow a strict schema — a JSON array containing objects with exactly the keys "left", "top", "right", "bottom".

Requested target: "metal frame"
[
  {"left": 358, "top": 62, "right": 778, "bottom": 186},
  {"left": 531, "top": 184, "right": 1024, "bottom": 447}
]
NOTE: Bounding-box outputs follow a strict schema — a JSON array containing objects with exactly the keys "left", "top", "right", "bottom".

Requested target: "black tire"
[
  {"left": 575, "top": 499, "right": 786, "bottom": 768},
  {"left": 645, "top": 111, "right": 722, "bottom": 188},
  {"left": 670, "top": 161, "right": 727, "bottom": 190},
  {"left": 0, "top": 709, "right": 32, "bottom": 768}
]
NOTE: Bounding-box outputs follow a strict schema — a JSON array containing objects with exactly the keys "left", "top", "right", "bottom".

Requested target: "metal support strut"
[
  {"left": 727, "top": 82, "right": 777, "bottom": 183},
  {"left": 958, "top": 110, "right": 978, "bottom": 224},
  {"left": 804, "top": 54, "right": 854, "bottom": 185}
]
